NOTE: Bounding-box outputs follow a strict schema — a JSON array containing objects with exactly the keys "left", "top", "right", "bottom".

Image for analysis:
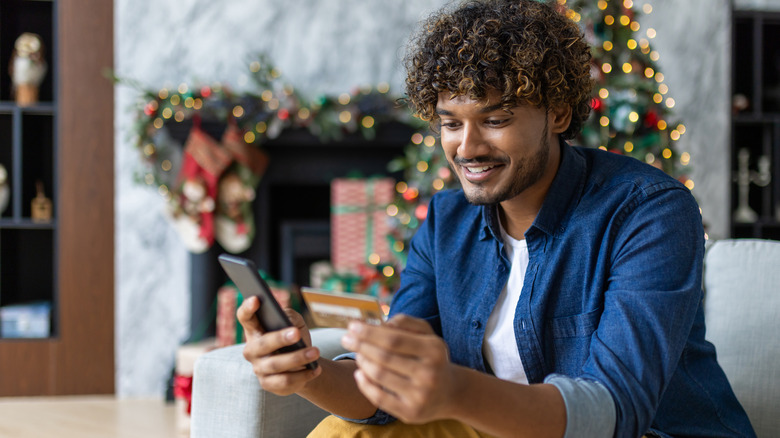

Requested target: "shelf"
[
  {"left": 0, "top": 101, "right": 56, "bottom": 114},
  {"left": 0, "top": 218, "right": 56, "bottom": 229}
]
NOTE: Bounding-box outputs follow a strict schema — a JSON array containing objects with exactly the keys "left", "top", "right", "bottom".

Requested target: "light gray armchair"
[{"left": 191, "top": 239, "right": 780, "bottom": 437}]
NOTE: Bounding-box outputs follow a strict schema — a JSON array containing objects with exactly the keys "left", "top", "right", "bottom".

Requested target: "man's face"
[{"left": 436, "top": 90, "right": 555, "bottom": 206}]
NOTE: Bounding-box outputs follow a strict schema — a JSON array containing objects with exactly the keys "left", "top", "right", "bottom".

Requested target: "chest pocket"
[{"left": 545, "top": 308, "right": 601, "bottom": 373}]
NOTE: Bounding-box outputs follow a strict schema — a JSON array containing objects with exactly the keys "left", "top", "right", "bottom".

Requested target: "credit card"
[{"left": 301, "top": 287, "right": 387, "bottom": 328}]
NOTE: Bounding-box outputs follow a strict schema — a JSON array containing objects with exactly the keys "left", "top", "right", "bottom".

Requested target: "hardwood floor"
[{"left": 0, "top": 396, "right": 179, "bottom": 438}]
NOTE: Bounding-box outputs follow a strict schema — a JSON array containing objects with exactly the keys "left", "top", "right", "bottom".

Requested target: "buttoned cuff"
[{"left": 544, "top": 373, "right": 616, "bottom": 438}]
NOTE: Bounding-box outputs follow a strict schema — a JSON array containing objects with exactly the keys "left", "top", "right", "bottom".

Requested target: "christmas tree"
[
  {"left": 567, "top": 0, "right": 691, "bottom": 183},
  {"left": 385, "top": 0, "right": 691, "bottom": 267}
]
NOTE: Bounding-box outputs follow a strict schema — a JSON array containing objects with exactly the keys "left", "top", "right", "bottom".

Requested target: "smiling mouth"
[{"left": 465, "top": 165, "right": 497, "bottom": 174}]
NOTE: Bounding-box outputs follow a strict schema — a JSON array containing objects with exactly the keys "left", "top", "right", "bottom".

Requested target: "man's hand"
[
  {"left": 237, "top": 296, "right": 322, "bottom": 396},
  {"left": 340, "top": 314, "right": 461, "bottom": 424}
]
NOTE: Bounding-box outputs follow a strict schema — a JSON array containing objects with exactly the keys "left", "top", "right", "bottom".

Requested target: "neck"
[{"left": 498, "top": 137, "right": 562, "bottom": 239}]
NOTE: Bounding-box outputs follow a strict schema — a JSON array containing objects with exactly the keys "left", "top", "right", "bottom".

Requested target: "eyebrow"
[{"left": 436, "top": 103, "right": 508, "bottom": 116}]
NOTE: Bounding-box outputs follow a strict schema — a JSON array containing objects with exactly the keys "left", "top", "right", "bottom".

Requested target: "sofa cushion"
[
  {"left": 703, "top": 239, "right": 780, "bottom": 437},
  {"left": 190, "top": 328, "right": 347, "bottom": 438}
]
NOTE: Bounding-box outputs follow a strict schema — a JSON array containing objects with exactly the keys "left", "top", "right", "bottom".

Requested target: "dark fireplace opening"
[{"left": 188, "top": 124, "right": 413, "bottom": 339}]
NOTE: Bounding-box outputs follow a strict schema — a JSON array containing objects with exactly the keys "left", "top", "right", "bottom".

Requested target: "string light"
[
  {"left": 396, "top": 181, "right": 408, "bottom": 193},
  {"left": 628, "top": 111, "right": 639, "bottom": 123},
  {"left": 680, "top": 152, "right": 691, "bottom": 165},
  {"left": 361, "top": 116, "right": 375, "bottom": 128},
  {"left": 339, "top": 110, "right": 351, "bottom": 123},
  {"left": 655, "top": 72, "right": 665, "bottom": 83},
  {"left": 643, "top": 3, "right": 653, "bottom": 14},
  {"left": 233, "top": 105, "right": 245, "bottom": 118},
  {"left": 602, "top": 63, "right": 613, "bottom": 73},
  {"left": 162, "top": 108, "right": 172, "bottom": 119},
  {"left": 424, "top": 135, "right": 436, "bottom": 147},
  {"left": 603, "top": 41, "right": 614, "bottom": 51},
  {"left": 178, "top": 83, "right": 188, "bottom": 94},
  {"left": 670, "top": 130, "right": 681, "bottom": 140},
  {"left": 244, "top": 132, "right": 256, "bottom": 143},
  {"left": 627, "top": 39, "right": 637, "bottom": 50},
  {"left": 644, "top": 67, "right": 655, "bottom": 78},
  {"left": 386, "top": 204, "right": 399, "bottom": 216},
  {"left": 256, "top": 121, "right": 267, "bottom": 133},
  {"left": 657, "top": 120, "right": 667, "bottom": 130},
  {"left": 416, "top": 161, "right": 429, "bottom": 172},
  {"left": 646, "top": 28, "right": 657, "bottom": 39},
  {"left": 605, "top": 15, "right": 615, "bottom": 25},
  {"left": 170, "top": 95, "right": 181, "bottom": 105},
  {"left": 619, "top": 15, "right": 631, "bottom": 26},
  {"left": 599, "top": 88, "right": 609, "bottom": 99},
  {"left": 662, "top": 148, "right": 673, "bottom": 159},
  {"left": 338, "top": 93, "right": 351, "bottom": 105},
  {"left": 161, "top": 160, "right": 172, "bottom": 171},
  {"left": 622, "top": 62, "right": 633, "bottom": 73},
  {"left": 624, "top": 141, "right": 634, "bottom": 152},
  {"left": 665, "top": 97, "right": 676, "bottom": 108},
  {"left": 411, "top": 133, "right": 424, "bottom": 144},
  {"left": 600, "top": 116, "right": 610, "bottom": 127},
  {"left": 261, "top": 90, "right": 273, "bottom": 101},
  {"left": 158, "top": 89, "right": 169, "bottom": 99}
]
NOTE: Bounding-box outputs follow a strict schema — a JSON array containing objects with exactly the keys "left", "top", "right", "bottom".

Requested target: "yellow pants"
[
  {"left": 308, "top": 415, "right": 495, "bottom": 438},
  {"left": 309, "top": 414, "right": 656, "bottom": 437}
]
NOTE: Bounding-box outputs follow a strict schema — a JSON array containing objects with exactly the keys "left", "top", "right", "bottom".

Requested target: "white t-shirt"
[{"left": 482, "top": 221, "right": 530, "bottom": 384}]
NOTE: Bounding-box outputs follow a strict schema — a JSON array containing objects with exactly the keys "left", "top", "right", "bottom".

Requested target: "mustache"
[{"left": 453, "top": 156, "right": 509, "bottom": 166}]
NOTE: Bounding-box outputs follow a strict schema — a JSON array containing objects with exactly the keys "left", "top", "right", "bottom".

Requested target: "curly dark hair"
[{"left": 404, "top": 0, "right": 593, "bottom": 139}]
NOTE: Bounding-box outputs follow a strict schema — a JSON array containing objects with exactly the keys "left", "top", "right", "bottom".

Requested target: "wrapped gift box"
[
  {"left": 331, "top": 177, "right": 395, "bottom": 271},
  {"left": 216, "top": 285, "right": 244, "bottom": 348},
  {"left": 174, "top": 338, "right": 217, "bottom": 435}
]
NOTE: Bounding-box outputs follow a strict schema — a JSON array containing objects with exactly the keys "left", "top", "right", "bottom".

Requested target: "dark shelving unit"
[
  {"left": 731, "top": 10, "right": 780, "bottom": 240},
  {"left": 0, "top": 0, "right": 58, "bottom": 339}
]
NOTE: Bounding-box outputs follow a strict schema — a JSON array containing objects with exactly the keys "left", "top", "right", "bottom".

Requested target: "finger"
[
  {"left": 347, "top": 320, "right": 439, "bottom": 359},
  {"left": 284, "top": 308, "right": 307, "bottom": 331},
  {"left": 253, "top": 346, "right": 321, "bottom": 376},
  {"left": 354, "top": 351, "right": 411, "bottom": 395},
  {"left": 385, "top": 314, "right": 435, "bottom": 335},
  {"left": 237, "top": 296, "right": 263, "bottom": 337},
  {"left": 243, "top": 326, "right": 303, "bottom": 359},
  {"left": 259, "top": 364, "right": 322, "bottom": 396}
]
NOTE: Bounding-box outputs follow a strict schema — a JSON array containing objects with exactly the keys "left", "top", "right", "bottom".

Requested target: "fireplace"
[{"left": 188, "top": 123, "right": 411, "bottom": 337}]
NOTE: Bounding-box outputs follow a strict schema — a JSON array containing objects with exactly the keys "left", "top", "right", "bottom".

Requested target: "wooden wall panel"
[
  {"left": 0, "top": 342, "right": 54, "bottom": 396},
  {"left": 53, "top": 0, "right": 115, "bottom": 395}
]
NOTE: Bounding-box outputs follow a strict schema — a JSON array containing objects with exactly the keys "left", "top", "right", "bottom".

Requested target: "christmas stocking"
[
  {"left": 215, "top": 123, "right": 267, "bottom": 253},
  {"left": 167, "top": 122, "right": 233, "bottom": 253}
]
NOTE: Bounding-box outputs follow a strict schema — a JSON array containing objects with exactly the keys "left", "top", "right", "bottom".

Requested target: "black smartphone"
[{"left": 217, "top": 253, "right": 317, "bottom": 370}]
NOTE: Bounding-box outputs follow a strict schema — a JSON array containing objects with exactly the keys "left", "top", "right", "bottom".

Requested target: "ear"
[{"left": 547, "top": 105, "right": 572, "bottom": 134}]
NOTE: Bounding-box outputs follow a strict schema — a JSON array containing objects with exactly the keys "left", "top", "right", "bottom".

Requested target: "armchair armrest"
[{"left": 190, "top": 328, "right": 348, "bottom": 438}]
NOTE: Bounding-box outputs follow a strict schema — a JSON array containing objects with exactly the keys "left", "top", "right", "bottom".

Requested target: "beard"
[{"left": 453, "top": 122, "right": 551, "bottom": 206}]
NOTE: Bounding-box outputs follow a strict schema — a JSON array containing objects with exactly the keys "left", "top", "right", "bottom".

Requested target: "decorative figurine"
[
  {"left": 0, "top": 164, "right": 9, "bottom": 216},
  {"left": 9, "top": 32, "right": 47, "bottom": 107},
  {"left": 733, "top": 148, "right": 771, "bottom": 223},
  {"left": 31, "top": 181, "right": 52, "bottom": 222}
]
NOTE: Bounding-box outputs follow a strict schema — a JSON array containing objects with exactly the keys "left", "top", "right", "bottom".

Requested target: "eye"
[
  {"left": 485, "top": 118, "right": 509, "bottom": 126},
  {"left": 440, "top": 120, "right": 462, "bottom": 130}
]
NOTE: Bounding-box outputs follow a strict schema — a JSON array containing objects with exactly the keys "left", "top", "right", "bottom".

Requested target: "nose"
[{"left": 457, "top": 123, "right": 488, "bottom": 160}]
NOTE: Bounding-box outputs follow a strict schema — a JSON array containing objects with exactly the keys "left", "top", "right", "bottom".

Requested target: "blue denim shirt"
[{"left": 372, "top": 142, "right": 754, "bottom": 437}]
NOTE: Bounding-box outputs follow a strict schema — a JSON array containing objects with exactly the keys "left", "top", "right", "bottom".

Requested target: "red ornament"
[
  {"left": 402, "top": 188, "right": 419, "bottom": 202},
  {"left": 200, "top": 86, "right": 212, "bottom": 98},
  {"left": 278, "top": 108, "right": 290, "bottom": 120},
  {"left": 143, "top": 102, "right": 157, "bottom": 116},
  {"left": 644, "top": 111, "right": 659, "bottom": 128},
  {"left": 414, "top": 204, "right": 428, "bottom": 221},
  {"left": 591, "top": 97, "right": 603, "bottom": 112}
]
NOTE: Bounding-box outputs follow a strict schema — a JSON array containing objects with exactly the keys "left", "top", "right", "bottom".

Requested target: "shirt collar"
[{"left": 480, "top": 139, "right": 586, "bottom": 240}]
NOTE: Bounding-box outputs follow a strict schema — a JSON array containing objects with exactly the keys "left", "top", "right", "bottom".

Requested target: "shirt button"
[{"left": 471, "top": 320, "right": 481, "bottom": 329}]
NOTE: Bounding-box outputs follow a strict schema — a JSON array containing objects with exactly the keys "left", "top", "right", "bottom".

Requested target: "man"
[{"left": 238, "top": 0, "right": 755, "bottom": 436}]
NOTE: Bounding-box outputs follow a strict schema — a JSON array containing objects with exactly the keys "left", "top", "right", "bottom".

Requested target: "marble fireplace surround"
[{"left": 116, "top": 0, "right": 736, "bottom": 397}]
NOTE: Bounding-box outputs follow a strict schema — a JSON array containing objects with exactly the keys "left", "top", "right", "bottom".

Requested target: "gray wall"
[{"left": 114, "top": 0, "right": 735, "bottom": 397}]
